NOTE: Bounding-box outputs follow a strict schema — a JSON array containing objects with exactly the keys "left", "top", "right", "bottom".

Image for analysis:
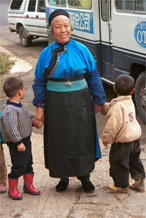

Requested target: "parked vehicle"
[
  {"left": 8, "top": 0, "right": 146, "bottom": 123},
  {"left": 8, "top": 0, "right": 48, "bottom": 47},
  {"left": 46, "top": 0, "right": 146, "bottom": 123}
]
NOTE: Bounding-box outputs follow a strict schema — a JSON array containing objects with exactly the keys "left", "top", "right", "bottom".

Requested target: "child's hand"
[
  {"left": 101, "top": 103, "right": 111, "bottom": 115},
  {"left": 17, "top": 143, "right": 26, "bottom": 152}
]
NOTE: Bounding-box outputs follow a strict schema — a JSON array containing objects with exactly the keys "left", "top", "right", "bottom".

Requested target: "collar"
[
  {"left": 6, "top": 100, "right": 22, "bottom": 107},
  {"left": 110, "top": 95, "right": 132, "bottom": 106},
  {"left": 56, "top": 39, "right": 70, "bottom": 46}
]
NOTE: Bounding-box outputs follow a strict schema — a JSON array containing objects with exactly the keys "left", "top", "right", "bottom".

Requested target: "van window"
[
  {"left": 38, "top": 0, "right": 46, "bottom": 12},
  {"left": 49, "top": 0, "right": 65, "bottom": 6},
  {"left": 116, "top": 0, "right": 146, "bottom": 13},
  {"left": 115, "top": 0, "right": 134, "bottom": 11},
  {"left": 28, "top": 0, "right": 36, "bottom": 11},
  {"left": 135, "top": 0, "right": 146, "bottom": 11},
  {"left": 101, "top": 0, "right": 108, "bottom": 21},
  {"left": 68, "top": 0, "right": 91, "bottom": 9},
  {"left": 115, "top": 0, "right": 146, "bottom": 12},
  {"left": 10, "top": 0, "right": 23, "bottom": 10}
]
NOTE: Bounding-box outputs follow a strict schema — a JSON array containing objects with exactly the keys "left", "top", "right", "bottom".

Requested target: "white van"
[
  {"left": 8, "top": 0, "right": 48, "bottom": 47},
  {"left": 45, "top": 0, "right": 146, "bottom": 123},
  {"left": 8, "top": 0, "right": 146, "bottom": 123}
]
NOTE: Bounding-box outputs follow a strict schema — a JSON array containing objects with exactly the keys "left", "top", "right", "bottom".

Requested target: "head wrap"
[{"left": 49, "top": 9, "right": 70, "bottom": 26}]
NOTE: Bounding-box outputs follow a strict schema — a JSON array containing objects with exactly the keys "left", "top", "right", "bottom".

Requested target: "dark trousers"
[
  {"left": 109, "top": 139, "right": 145, "bottom": 188},
  {"left": 7, "top": 136, "right": 33, "bottom": 179},
  {"left": 61, "top": 174, "right": 90, "bottom": 183},
  {"left": 77, "top": 174, "right": 90, "bottom": 182}
]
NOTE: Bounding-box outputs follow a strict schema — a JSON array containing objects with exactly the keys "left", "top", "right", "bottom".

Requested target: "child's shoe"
[
  {"left": 8, "top": 178, "right": 23, "bottom": 200},
  {"left": 0, "top": 183, "right": 7, "bottom": 194},
  {"left": 108, "top": 184, "right": 128, "bottom": 193},
  {"left": 129, "top": 178, "right": 145, "bottom": 192},
  {"left": 23, "top": 173, "right": 40, "bottom": 195}
]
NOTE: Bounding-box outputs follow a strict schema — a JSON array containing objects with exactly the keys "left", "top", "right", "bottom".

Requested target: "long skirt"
[{"left": 44, "top": 87, "right": 98, "bottom": 178}]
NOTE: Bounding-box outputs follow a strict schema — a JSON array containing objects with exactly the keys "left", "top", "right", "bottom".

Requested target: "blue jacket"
[{"left": 33, "top": 39, "right": 106, "bottom": 108}]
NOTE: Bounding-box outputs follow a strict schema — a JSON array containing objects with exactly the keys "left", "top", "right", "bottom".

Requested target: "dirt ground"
[
  {"left": 0, "top": 40, "right": 146, "bottom": 218},
  {"left": 1, "top": 131, "right": 146, "bottom": 218}
]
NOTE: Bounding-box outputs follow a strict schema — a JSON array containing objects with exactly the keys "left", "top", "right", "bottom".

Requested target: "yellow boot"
[{"left": 129, "top": 178, "right": 145, "bottom": 192}]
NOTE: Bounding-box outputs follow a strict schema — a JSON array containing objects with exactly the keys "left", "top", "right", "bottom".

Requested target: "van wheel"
[
  {"left": 19, "top": 26, "right": 32, "bottom": 47},
  {"left": 135, "top": 71, "right": 146, "bottom": 123}
]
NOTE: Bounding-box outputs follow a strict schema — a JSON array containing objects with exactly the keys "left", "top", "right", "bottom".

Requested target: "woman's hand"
[
  {"left": 94, "top": 104, "right": 102, "bottom": 113},
  {"left": 17, "top": 143, "right": 26, "bottom": 152},
  {"left": 33, "top": 107, "right": 44, "bottom": 128}
]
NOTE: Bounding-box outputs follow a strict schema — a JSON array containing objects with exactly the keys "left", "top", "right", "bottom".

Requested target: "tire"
[
  {"left": 135, "top": 71, "right": 146, "bottom": 123},
  {"left": 19, "top": 26, "right": 32, "bottom": 47}
]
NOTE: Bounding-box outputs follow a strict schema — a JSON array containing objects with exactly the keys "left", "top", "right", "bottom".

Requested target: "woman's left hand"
[
  {"left": 94, "top": 104, "right": 102, "bottom": 113},
  {"left": 33, "top": 107, "right": 44, "bottom": 128}
]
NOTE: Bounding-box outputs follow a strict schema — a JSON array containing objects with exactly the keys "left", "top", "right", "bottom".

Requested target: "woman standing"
[{"left": 33, "top": 9, "right": 106, "bottom": 193}]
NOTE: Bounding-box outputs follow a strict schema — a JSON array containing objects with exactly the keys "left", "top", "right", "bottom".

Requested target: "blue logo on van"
[
  {"left": 46, "top": 7, "right": 94, "bottom": 34},
  {"left": 134, "top": 21, "right": 146, "bottom": 48}
]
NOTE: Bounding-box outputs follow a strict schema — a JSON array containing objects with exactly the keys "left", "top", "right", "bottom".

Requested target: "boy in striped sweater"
[{"left": 0, "top": 77, "right": 40, "bottom": 200}]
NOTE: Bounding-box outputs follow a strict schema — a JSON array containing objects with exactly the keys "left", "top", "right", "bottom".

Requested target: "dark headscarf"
[{"left": 49, "top": 9, "right": 70, "bottom": 26}]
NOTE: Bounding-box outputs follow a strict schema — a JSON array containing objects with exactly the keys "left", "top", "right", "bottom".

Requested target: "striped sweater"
[{"left": 0, "top": 100, "right": 33, "bottom": 145}]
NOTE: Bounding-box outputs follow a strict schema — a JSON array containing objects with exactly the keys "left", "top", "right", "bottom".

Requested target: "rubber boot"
[
  {"left": 8, "top": 178, "right": 23, "bottom": 200},
  {"left": 23, "top": 173, "right": 40, "bottom": 195}
]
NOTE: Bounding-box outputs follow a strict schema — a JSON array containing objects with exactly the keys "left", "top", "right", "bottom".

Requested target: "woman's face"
[{"left": 52, "top": 15, "right": 71, "bottom": 44}]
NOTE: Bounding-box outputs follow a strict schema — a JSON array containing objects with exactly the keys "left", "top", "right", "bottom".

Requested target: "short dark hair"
[
  {"left": 115, "top": 74, "right": 135, "bottom": 95},
  {"left": 3, "top": 77, "right": 24, "bottom": 98}
]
